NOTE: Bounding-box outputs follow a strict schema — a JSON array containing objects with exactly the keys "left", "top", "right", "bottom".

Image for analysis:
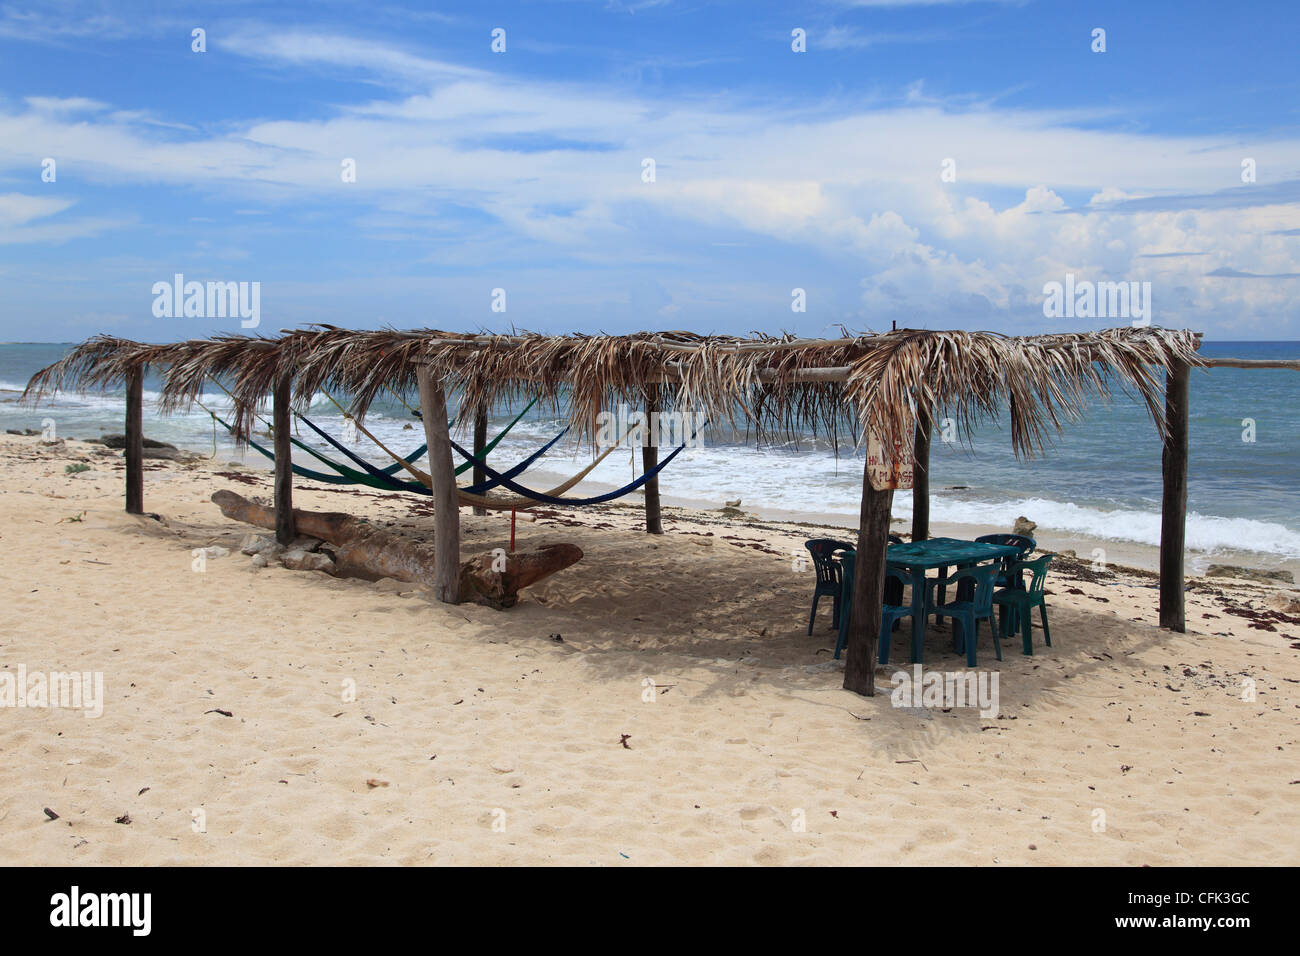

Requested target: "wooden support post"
[
  {"left": 472, "top": 401, "right": 488, "bottom": 517},
  {"left": 911, "top": 417, "right": 931, "bottom": 543},
  {"left": 842, "top": 463, "right": 895, "bottom": 697},
  {"left": 1159, "top": 360, "right": 1190, "bottom": 632},
  {"left": 417, "top": 367, "right": 462, "bottom": 604},
  {"left": 273, "top": 372, "right": 296, "bottom": 545},
  {"left": 643, "top": 385, "right": 662, "bottom": 534},
  {"left": 124, "top": 367, "right": 144, "bottom": 515}
]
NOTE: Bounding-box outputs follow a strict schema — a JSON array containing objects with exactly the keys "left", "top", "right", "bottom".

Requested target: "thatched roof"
[{"left": 23, "top": 326, "right": 1203, "bottom": 456}]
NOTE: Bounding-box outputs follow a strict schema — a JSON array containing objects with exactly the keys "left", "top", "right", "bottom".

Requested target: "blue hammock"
[
  {"left": 446, "top": 423, "right": 703, "bottom": 507},
  {"left": 297, "top": 414, "right": 570, "bottom": 495}
]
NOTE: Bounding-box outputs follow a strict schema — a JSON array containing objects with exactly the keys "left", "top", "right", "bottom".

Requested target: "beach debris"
[
  {"left": 43, "top": 807, "right": 59, "bottom": 821},
  {"left": 1266, "top": 592, "right": 1300, "bottom": 615},
  {"left": 6, "top": 428, "right": 40, "bottom": 436},
  {"left": 619, "top": 734, "right": 632, "bottom": 749},
  {"left": 1263, "top": 590, "right": 1300, "bottom": 613},
  {"left": 1205, "top": 564, "right": 1294, "bottom": 585},
  {"left": 365, "top": 778, "right": 389, "bottom": 788},
  {"left": 115, "top": 814, "right": 131, "bottom": 825},
  {"left": 550, "top": 633, "right": 563, "bottom": 642},
  {"left": 212, "top": 489, "right": 583, "bottom": 609},
  {"left": 1013, "top": 516, "right": 1037, "bottom": 537},
  {"left": 489, "top": 760, "right": 515, "bottom": 774},
  {"left": 240, "top": 533, "right": 272, "bottom": 555},
  {"left": 725, "top": 498, "right": 742, "bottom": 508},
  {"left": 280, "top": 548, "right": 336, "bottom": 573},
  {"left": 204, "top": 708, "right": 233, "bottom": 717},
  {"left": 137, "top": 787, "right": 150, "bottom": 796},
  {"left": 194, "top": 545, "right": 230, "bottom": 561},
  {"left": 95, "top": 434, "right": 173, "bottom": 450},
  {"left": 64, "top": 463, "right": 90, "bottom": 475}
]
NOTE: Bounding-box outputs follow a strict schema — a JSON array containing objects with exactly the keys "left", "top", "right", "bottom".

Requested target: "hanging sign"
[{"left": 867, "top": 429, "right": 914, "bottom": 491}]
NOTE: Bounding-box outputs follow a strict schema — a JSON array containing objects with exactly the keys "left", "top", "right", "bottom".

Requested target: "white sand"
[{"left": 1, "top": 434, "right": 1297, "bottom": 865}]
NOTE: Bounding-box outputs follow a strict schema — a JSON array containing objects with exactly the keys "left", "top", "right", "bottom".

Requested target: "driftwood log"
[{"left": 211, "top": 490, "right": 582, "bottom": 609}]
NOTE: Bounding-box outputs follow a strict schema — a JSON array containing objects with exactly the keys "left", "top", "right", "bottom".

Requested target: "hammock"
[
  {"left": 297, "top": 413, "right": 571, "bottom": 496},
  {"left": 312, "top": 389, "right": 648, "bottom": 510},
  {"left": 200, "top": 398, "right": 564, "bottom": 495},
  {"left": 207, "top": 378, "right": 535, "bottom": 480},
  {"left": 203, "top": 410, "right": 362, "bottom": 485},
  {"left": 447, "top": 421, "right": 703, "bottom": 508},
  {"left": 300, "top": 412, "right": 636, "bottom": 510}
]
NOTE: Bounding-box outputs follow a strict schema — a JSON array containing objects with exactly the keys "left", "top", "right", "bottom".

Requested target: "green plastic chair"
[
  {"left": 833, "top": 552, "right": 916, "bottom": 662},
  {"left": 991, "top": 554, "right": 1054, "bottom": 655},
  {"left": 925, "top": 563, "right": 999, "bottom": 667},
  {"left": 804, "top": 539, "right": 853, "bottom": 635}
]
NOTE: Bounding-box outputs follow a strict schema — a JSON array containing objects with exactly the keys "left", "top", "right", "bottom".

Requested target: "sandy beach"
[{"left": 1, "top": 433, "right": 1296, "bottom": 866}]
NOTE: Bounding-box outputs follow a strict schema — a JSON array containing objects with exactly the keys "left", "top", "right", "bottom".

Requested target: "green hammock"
[
  {"left": 283, "top": 395, "right": 536, "bottom": 481},
  {"left": 204, "top": 384, "right": 536, "bottom": 485}
]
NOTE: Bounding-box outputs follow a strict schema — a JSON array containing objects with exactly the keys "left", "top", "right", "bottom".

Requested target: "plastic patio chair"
[
  {"left": 832, "top": 552, "right": 916, "bottom": 662},
  {"left": 804, "top": 538, "right": 853, "bottom": 635},
  {"left": 992, "top": 554, "right": 1054, "bottom": 656},
  {"left": 925, "top": 563, "right": 999, "bottom": 667},
  {"left": 974, "top": 533, "right": 1037, "bottom": 588},
  {"left": 955, "top": 533, "right": 1037, "bottom": 624}
]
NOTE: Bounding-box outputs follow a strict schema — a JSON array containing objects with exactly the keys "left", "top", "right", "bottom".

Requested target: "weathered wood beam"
[
  {"left": 124, "top": 367, "right": 144, "bottom": 515},
  {"left": 211, "top": 490, "right": 582, "bottom": 609},
  {"left": 1159, "top": 360, "right": 1190, "bottom": 631},
  {"left": 273, "top": 372, "right": 296, "bottom": 545},
  {"left": 911, "top": 417, "right": 931, "bottom": 542},
  {"left": 843, "top": 465, "right": 894, "bottom": 697},
  {"left": 1200, "top": 357, "right": 1300, "bottom": 370},
  {"left": 643, "top": 384, "right": 662, "bottom": 535},
  {"left": 417, "top": 366, "right": 462, "bottom": 604}
]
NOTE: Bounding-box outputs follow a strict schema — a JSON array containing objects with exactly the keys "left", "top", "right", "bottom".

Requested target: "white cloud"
[
  {"left": 0, "top": 193, "right": 75, "bottom": 226},
  {"left": 23, "top": 96, "right": 109, "bottom": 114},
  {"left": 0, "top": 28, "right": 1296, "bottom": 333}
]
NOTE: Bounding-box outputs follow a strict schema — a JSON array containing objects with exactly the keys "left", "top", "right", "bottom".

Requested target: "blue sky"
[{"left": 0, "top": 0, "right": 1298, "bottom": 342}]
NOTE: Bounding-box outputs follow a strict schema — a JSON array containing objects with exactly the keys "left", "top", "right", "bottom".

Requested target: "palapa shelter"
[{"left": 30, "top": 324, "right": 1292, "bottom": 696}]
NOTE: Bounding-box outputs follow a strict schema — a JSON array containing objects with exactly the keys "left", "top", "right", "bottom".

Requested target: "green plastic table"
[{"left": 885, "top": 537, "right": 1021, "bottom": 663}]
